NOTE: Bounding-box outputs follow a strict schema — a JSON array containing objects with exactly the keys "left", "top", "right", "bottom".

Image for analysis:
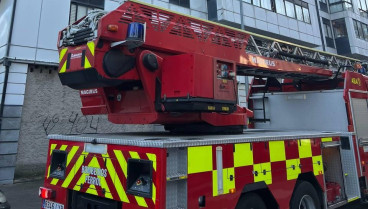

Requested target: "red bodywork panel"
[{"left": 43, "top": 136, "right": 327, "bottom": 209}]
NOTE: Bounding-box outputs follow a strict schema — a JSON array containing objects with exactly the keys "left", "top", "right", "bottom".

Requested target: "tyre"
[
  {"left": 290, "top": 181, "right": 321, "bottom": 209},
  {"left": 235, "top": 192, "right": 267, "bottom": 209}
]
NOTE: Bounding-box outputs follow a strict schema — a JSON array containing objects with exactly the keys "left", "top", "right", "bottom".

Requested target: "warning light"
[
  {"left": 362, "top": 161, "right": 365, "bottom": 165},
  {"left": 39, "top": 187, "right": 55, "bottom": 199},
  {"left": 229, "top": 188, "right": 236, "bottom": 194},
  {"left": 107, "top": 24, "right": 119, "bottom": 32},
  {"left": 318, "top": 171, "right": 323, "bottom": 175}
]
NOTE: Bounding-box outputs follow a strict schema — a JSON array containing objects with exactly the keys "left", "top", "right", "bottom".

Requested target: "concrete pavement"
[
  {"left": 0, "top": 179, "right": 43, "bottom": 209},
  {"left": 0, "top": 179, "right": 366, "bottom": 209}
]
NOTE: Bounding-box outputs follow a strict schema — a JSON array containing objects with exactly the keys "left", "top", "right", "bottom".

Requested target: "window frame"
[
  {"left": 169, "top": 0, "right": 190, "bottom": 8},
  {"left": 69, "top": 0, "right": 104, "bottom": 24}
]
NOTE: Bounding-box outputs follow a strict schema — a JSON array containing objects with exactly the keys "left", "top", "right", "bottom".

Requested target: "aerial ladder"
[{"left": 57, "top": 0, "right": 359, "bottom": 134}]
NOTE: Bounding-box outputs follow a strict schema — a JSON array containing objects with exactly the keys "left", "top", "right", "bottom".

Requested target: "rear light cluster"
[
  {"left": 49, "top": 150, "right": 67, "bottom": 179},
  {"left": 39, "top": 187, "right": 55, "bottom": 199},
  {"left": 126, "top": 159, "right": 153, "bottom": 198}
]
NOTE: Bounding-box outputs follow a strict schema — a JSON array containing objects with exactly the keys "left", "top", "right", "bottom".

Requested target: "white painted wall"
[{"left": 5, "top": 0, "right": 125, "bottom": 64}]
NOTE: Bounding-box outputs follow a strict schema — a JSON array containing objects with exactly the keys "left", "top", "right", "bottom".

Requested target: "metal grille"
[
  {"left": 339, "top": 134, "right": 361, "bottom": 201},
  {"left": 166, "top": 148, "right": 188, "bottom": 209}
]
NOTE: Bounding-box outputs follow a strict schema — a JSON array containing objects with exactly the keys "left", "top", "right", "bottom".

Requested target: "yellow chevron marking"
[
  {"left": 60, "top": 145, "right": 68, "bottom": 151},
  {"left": 50, "top": 144, "right": 57, "bottom": 155},
  {"left": 85, "top": 184, "right": 98, "bottom": 195},
  {"left": 59, "top": 61, "right": 67, "bottom": 73},
  {"left": 146, "top": 153, "right": 156, "bottom": 171},
  {"left": 62, "top": 154, "right": 84, "bottom": 188},
  {"left": 50, "top": 178, "right": 59, "bottom": 185},
  {"left": 152, "top": 183, "right": 156, "bottom": 204},
  {"left": 129, "top": 151, "right": 140, "bottom": 159},
  {"left": 105, "top": 153, "right": 129, "bottom": 203},
  {"left": 84, "top": 57, "right": 91, "bottom": 69},
  {"left": 59, "top": 48, "right": 68, "bottom": 62},
  {"left": 135, "top": 196, "right": 148, "bottom": 208},
  {"left": 47, "top": 144, "right": 57, "bottom": 178},
  {"left": 87, "top": 41, "right": 95, "bottom": 56},
  {"left": 67, "top": 146, "right": 79, "bottom": 166},
  {"left": 114, "top": 150, "right": 128, "bottom": 178}
]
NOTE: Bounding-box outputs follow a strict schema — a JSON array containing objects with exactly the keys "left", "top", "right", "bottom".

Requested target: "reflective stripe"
[
  {"left": 188, "top": 146, "right": 213, "bottom": 174},
  {"left": 298, "top": 139, "right": 312, "bottom": 158},
  {"left": 84, "top": 57, "right": 92, "bottom": 69},
  {"left": 85, "top": 184, "right": 98, "bottom": 195},
  {"left": 135, "top": 196, "right": 148, "bottom": 207},
  {"left": 269, "top": 141, "right": 286, "bottom": 162},
  {"left": 50, "top": 178, "right": 58, "bottom": 185},
  {"left": 114, "top": 150, "right": 128, "bottom": 178},
  {"left": 105, "top": 154, "right": 129, "bottom": 203},
  {"left": 253, "top": 163, "right": 272, "bottom": 185},
  {"left": 234, "top": 143, "right": 253, "bottom": 167},
  {"left": 67, "top": 146, "right": 79, "bottom": 166},
  {"left": 146, "top": 153, "right": 157, "bottom": 171},
  {"left": 152, "top": 183, "right": 156, "bottom": 204},
  {"left": 59, "top": 48, "right": 68, "bottom": 62},
  {"left": 286, "top": 159, "right": 301, "bottom": 180},
  {"left": 312, "top": 155, "right": 324, "bottom": 176},
  {"left": 62, "top": 154, "right": 84, "bottom": 188},
  {"left": 60, "top": 145, "right": 68, "bottom": 151},
  {"left": 87, "top": 41, "right": 95, "bottom": 56},
  {"left": 322, "top": 137, "right": 333, "bottom": 142},
  {"left": 59, "top": 61, "right": 67, "bottom": 73},
  {"left": 47, "top": 144, "right": 57, "bottom": 178},
  {"left": 129, "top": 151, "right": 140, "bottom": 159}
]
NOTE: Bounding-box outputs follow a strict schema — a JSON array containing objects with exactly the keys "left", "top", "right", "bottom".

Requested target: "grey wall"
[{"left": 14, "top": 66, "right": 154, "bottom": 180}]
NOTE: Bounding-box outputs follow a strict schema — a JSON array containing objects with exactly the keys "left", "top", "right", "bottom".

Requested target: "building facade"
[{"left": 0, "top": 0, "right": 367, "bottom": 184}]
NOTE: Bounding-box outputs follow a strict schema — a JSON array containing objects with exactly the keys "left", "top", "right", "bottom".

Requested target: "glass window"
[
  {"left": 329, "top": 3, "right": 343, "bottom": 12},
  {"left": 323, "top": 21, "right": 333, "bottom": 38},
  {"left": 285, "top": 1, "right": 295, "bottom": 18},
  {"left": 69, "top": 0, "right": 104, "bottom": 24},
  {"left": 261, "top": 0, "right": 272, "bottom": 9},
  {"left": 360, "top": 0, "right": 368, "bottom": 10},
  {"left": 358, "top": 21, "right": 364, "bottom": 39},
  {"left": 169, "top": 0, "right": 190, "bottom": 8},
  {"left": 302, "top": 7, "right": 310, "bottom": 23},
  {"left": 295, "top": 5, "right": 303, "bottom": 21},
  {"left": 332, "top": 19, "right": 347, "bottom": 37},
  {"left": 353, "top": 20, "right": 360, "bottom": 38},
  {"left": 244, "top": 0, "right": 252, "bottom": 3},
  {"left": 363, "top": 24, "right": 368, "bottom": 40},
  {"left": 276, "top": 0, "right": 286, "bottom": 14},
  {"left": 253, "top": 0, "right": 261, "bottom": 7}
]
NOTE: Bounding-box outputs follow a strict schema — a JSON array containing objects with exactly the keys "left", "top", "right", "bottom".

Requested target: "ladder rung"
[{"left": 252, "top": 85, "right": 266, "bottom": 88}]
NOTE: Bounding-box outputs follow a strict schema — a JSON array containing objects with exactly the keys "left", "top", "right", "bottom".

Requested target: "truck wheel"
[
  {"left": 290, "top": 181, "right": 321, "bottom": 209},
  {"left": 235, "top": 193, "right": 267, "bottom": 209}
]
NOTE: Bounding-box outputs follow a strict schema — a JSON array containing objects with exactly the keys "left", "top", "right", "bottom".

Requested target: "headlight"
[
  {"left": 49, "top": 150, "right": 67, "bottom": 179},
  {"left": 126, "top": 159, "right": 153, "bottom": 198}
]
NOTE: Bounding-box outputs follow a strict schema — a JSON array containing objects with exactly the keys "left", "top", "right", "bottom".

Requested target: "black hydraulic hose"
[{"left": 0, "top": 0, "right": 17, "bottom": 129}]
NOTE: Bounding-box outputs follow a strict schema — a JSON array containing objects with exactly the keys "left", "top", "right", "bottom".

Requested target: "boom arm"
[{"left": 56, "top": 0, "right": 358, "bottom": 133}]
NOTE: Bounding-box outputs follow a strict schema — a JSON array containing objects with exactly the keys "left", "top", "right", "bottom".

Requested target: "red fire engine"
[{"left": 39, "top": 0, "right": 368, "bottom": 209}]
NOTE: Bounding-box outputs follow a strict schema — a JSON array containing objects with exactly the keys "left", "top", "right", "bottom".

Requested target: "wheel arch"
[
  {"left": 292, "top": 172, "right": 324, "bottom": 209},
  {"left": 237, "top": 182, "right": 279, "bottom": 209}
]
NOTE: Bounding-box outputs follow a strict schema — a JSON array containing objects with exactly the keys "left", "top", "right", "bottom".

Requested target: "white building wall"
[{"left": 215, "top": 0, "right": 322, "bottom": 46}]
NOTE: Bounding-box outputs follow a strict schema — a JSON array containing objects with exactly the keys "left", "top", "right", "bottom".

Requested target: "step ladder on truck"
[{"left": 39, "top": 0, "right": 368, "bottom": 209}]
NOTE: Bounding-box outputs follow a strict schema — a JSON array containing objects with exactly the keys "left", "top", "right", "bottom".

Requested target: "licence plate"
[{"left": 42, "top": 199, "right": 64, "bottom": 209}]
